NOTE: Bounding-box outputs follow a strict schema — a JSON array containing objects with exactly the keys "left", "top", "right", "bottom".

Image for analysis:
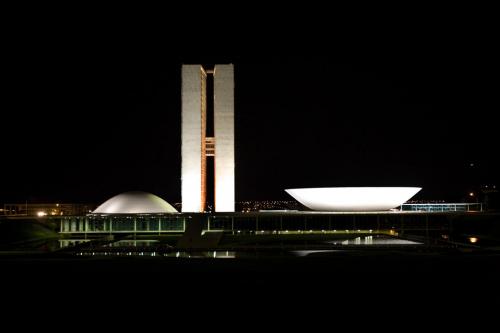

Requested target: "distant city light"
[
  {"left": 469, "top": 237, "right": 478, "bottom": 244},
  {"left": 37, "top": 211, "right": 47, "bottom": 217},
  {"left": 469, "top": 192, "right": 475, "bottom": 197}
]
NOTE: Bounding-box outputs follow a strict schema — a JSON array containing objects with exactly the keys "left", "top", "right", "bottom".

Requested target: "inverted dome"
[
  {"left": 285, "top": 187, "right": 421, "bottom": 212},
  {"left": 93, "top": 191, "right": 178, "bottom": 214}
]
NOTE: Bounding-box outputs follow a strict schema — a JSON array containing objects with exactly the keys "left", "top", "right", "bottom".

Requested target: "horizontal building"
[{"left": 2, "top": 203, "right": 95, "bottom": 217}]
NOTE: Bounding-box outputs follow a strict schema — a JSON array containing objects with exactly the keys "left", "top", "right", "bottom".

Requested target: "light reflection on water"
[
  {"left": 104, "top": 240, "right": 159, "bottom": 247},
  {"left": 292, "top": 250, "right": 340, "bottom": 257},
  {"left": 59, "top": 239, "right": 91, "bottom": 248},
  {"left": 291, "top": 236, "right": 421, "bottom": 257},
  {"left": 64, "top": 235, "right": 422, "bottom": 259},
  {"left": 327, "top": 236, "right": 421, "bottom": 246},
  {"left": 76, "top": 250, "right": 236, "bottom": 258},
  {"left": 59, "top": 239, "right": 160, "bottom": 249}
]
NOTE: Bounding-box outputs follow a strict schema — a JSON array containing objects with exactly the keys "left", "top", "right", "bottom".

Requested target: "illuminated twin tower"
[{"left": 181, "top": 64, "right": 235, "bottom": 212}]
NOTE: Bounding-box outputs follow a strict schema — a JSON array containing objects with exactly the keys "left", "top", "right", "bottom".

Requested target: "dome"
[
  {"left": 93, "top": 191, "right": 178, "bottom": 214},
  {"left": 285, "top": 187, "right": 421, "bottom": 212}
]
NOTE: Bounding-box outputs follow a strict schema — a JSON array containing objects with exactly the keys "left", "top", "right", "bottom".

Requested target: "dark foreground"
[
  {"left": 2, "top": 217, "right": 500, "bottom": 322},
  {"left": 2, "top": 250, "right": 499, "bottom": 327},
  {"left": 2, "top": 248, "right": 500, "bottom": 293}
]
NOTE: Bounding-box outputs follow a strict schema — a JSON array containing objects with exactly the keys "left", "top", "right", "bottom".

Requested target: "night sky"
[{"left": 2, "top": 38, "right": 498, "bottom": 205}]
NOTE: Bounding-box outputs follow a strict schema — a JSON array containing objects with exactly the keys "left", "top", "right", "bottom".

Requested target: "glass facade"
[
  {"left": 59, "top": 208, "right": 482, "bottom": 236},
  {"left": 60, "top": 215, "right": 185, "bottom": 233},
  {"left": 400, "top": 203, "right": 483, "bottom": 212}
]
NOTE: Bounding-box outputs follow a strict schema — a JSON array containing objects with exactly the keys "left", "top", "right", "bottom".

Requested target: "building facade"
[
  {"left": 181, "top": 64, "right": 235, "bottom": 212},
  {"left": 2, "top": 203, "right": 94, "bottom": 216}
]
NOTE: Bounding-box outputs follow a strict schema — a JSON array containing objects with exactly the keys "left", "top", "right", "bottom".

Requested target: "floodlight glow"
[
  {"left": 285, "top": 187, "right": 422, "bottom": 212},
  {"left": 469, "top": 237, "right": 478, "bottom": 244}
]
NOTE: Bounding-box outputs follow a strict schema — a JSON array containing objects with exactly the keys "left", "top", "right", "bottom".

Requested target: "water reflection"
[
  {"left": 76, "top": 250, "right": 236, "bottom": 258},
  {"left": 292, "top": 250, "right": 340, "bottom": 257},
  {"left": 327, "top": 236, "right": 421, "bottom": 246},
  {"left": 59, "top": 239, "right": 91, "bottom": 248},
  {"left": 104, "top": 240, "right": 159, "bottom": 247}
]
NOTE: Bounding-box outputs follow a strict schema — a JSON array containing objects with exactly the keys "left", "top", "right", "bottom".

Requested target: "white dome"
[
  {"left": 93, "top": 191, "right": 178, "bottom": 214},
  {"left": 285, "top": 187, "right": 421, "bottom": 212}
]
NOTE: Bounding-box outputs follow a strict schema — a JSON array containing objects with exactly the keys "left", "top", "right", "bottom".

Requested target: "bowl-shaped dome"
[
  {"left": 285, "top": 187, "right": 421, "bottom": 212},
  {"left": 93, "top": 191, "right": 178, "bottom": 214}
]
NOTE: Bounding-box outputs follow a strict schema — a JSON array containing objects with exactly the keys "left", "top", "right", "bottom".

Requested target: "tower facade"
[{"left": 181, "top": 64, "right": 235, "bottom": 212}]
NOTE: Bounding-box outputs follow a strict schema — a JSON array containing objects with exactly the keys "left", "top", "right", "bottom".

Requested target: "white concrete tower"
[
  {"left": 181, "top": 65, "right": 207, "bottom": 212},
  {"left": 181, "top": 64, "right": 234, "bottom": 212},
  {"left": 213, "top": 65, "right": 235, "bottom": 212}
]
